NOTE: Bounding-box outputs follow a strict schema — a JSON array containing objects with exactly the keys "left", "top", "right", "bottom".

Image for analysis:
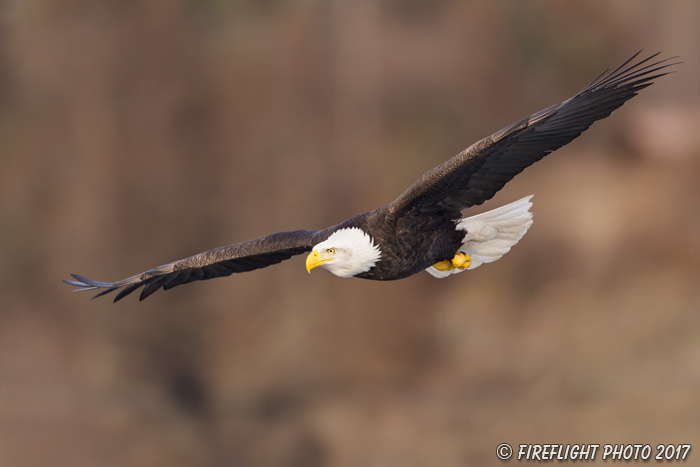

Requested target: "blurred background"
[{"left": 1, "top": 1, "right": 699, "bottom": 466}]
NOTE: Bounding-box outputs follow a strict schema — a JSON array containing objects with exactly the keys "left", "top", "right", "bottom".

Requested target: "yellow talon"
[
  {"left": 432, "top": 253, "right": 471, "bottom": 271},
  {"left": 432, "top": 259, "right": 453, "bottom": 271},
  {"left": 451, "top": 252, "right": 471, "bottom": 269}
]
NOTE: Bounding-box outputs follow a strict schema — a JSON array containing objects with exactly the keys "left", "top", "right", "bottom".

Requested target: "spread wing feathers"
[
  {"left": 425, "top": 195, "right": 533, "bottom": 278},
  {"left": 64, "top": 230, "right": 321, "bottom": 302},
  {"left": 389, "top": 51, "right": 679, "bottom": 219}
]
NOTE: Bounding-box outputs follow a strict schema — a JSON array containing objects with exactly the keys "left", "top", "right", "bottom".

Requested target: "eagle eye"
[{"left": 326, "top": 248, "right": 336, "bottom": 255}]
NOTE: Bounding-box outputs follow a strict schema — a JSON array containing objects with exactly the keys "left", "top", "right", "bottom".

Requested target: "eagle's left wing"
[
  {"left": 387, "top": 52, "right": 679, "bottom": 220},
  {"left": 65, "top": 230, "right": 324, "bottom": 302}
]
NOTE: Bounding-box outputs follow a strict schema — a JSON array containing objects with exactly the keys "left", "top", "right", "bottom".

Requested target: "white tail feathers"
[{"left": 426, "top": 195, "right": 534, "bottom": 278}]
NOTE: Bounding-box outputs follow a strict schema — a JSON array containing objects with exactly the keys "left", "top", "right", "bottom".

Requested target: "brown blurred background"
[{"left": 1, "top": 1, "right": 699, "bottom": 466}]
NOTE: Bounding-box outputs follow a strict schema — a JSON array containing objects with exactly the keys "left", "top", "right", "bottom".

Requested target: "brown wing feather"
[
  {"left": 388, "top": 52, "right": 680, "bottom": 220},
  {"left": 65, "top": 230, "right": 324, "bottom": 302}
]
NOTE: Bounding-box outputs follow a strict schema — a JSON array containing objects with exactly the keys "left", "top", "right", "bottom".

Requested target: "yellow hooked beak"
[{"left": 306, "top": 250, "right": 334, "bottom": 273}]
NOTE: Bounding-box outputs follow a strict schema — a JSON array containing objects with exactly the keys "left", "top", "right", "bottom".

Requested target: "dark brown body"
[{"left": 329, "top": 208, "right": 465, "bottom": 281}]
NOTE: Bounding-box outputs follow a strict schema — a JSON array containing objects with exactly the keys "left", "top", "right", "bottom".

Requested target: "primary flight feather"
[{"left": 65, "top": 52, "right": 678, "bottom": 302}]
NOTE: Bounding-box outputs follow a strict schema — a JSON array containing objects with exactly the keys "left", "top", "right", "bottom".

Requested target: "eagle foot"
[{"left": 432, "top": 253, "right": 471, "bottom": 271}]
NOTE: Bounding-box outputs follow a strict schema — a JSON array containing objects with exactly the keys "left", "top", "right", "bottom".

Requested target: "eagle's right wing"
[{"left": 64, "top": 230, "right": 324, "bottom": 302}]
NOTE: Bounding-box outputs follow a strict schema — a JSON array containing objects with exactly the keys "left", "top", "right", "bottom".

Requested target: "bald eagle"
[{"left": 65, "top": 52, "right": 677, "bottom": 302}]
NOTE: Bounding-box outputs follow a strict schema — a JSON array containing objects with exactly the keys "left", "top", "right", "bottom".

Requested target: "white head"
[{"left": 306, "top": 228, "right": 382, "bottom": 278}]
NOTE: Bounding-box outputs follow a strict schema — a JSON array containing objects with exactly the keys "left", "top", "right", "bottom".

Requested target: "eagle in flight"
[{"left": 66, "top": 52, "right": 677, "bottom": 302}]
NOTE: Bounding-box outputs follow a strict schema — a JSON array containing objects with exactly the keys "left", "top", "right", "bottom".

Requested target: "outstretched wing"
[
  {"left": 388, "top": 51, "right": 679, "bottom": 220},
  {"left": 65, "top": 230, "right": 323, "bottom": 302}
]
